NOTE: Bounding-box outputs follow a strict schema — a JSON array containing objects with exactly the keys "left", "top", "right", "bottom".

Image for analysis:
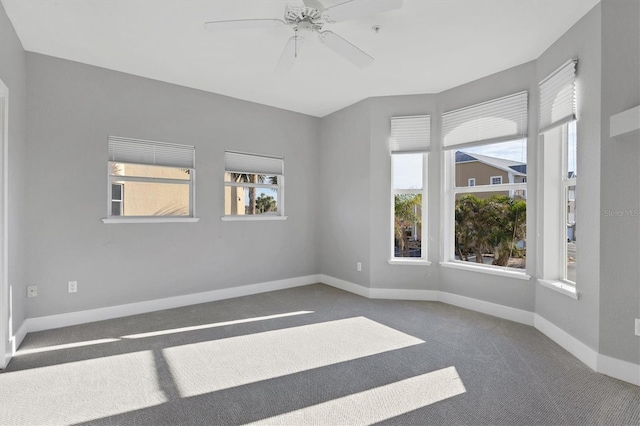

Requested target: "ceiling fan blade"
[
  {"left": 319, "top": 31, "right": 373, "bottom": 68},
  {"left": 204, "top": 19, "right": 285, "bottom": 32},
  {"left": 275, "top": 36, "right": 305, "bottom": 74},
  {"left": 324, "top": 0, "right": 402, "bottom": 23}
]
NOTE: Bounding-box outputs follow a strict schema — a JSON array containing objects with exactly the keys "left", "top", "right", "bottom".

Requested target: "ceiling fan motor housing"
[{"left": 284, "top": 1, "right": 324, "bottom": 26}]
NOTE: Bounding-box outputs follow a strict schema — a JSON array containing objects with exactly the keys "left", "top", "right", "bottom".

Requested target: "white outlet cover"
[
  {"left": 68, "top": 281, "right": 78, "bottom": 293},
  {"left": 27, "top": 285, "right": 37, "bottom": 298}
]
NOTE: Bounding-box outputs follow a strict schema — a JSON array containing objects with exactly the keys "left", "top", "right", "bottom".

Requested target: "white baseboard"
[
  {"left": 321, "top": 275, "right": 639, "bottom": 387},
  {"left": 440, "top": 292, "right": 535, "bottom": 326},
  {"left": 534, "top": 314, "right": 598, "bottom": 370},
  {"left": 27, "top": 274, "right": 321, "bottom": 333},
  {"left": 12, "top": 320, "right": 27, "bottom": 354},
  {"left": 598, "top": 353, "right": 640, "bottom": 386},
  {"left": 1, "top": 320, "right": 28, "bottom": 369},
  {"left": 319, "top": 274, "right": 370, "bottom": 298},
  {"left": 17, "top": 273, "right": 640, "bottom": 388},
  {"left": 370, "top": 288, "right": 439, "bottom": 301},
  {"left": 321, "top": 274, "right": 532, "bottom": 325}
]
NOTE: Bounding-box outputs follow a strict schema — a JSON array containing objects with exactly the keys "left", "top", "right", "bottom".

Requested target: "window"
[
  {"left": 563, "top": 122, "right": 577, "bottom": 283},
  {"left": 111, "top": 183, "right": 123, "bottom": 216},
  {"left": 104, "top": 137, "right": 197, "bottom": 223},
  {"left": 442, "top": 91, "right": 529, "bottom": 273},
  {"left": 389, "top": 115, "right": 430, "bottom": 262},
  {"left": 223, "top": 151, "right": 285, "bottom": 220},
  {"left": 538, "top": 59, "right": 578, "bottom": 295}
]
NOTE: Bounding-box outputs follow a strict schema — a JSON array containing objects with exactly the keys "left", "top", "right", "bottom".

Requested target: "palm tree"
[
  {"left": 394, "top": 194, "right": 421, "bottom": 257},
  {"left": 455, "top": 194, "right": 526, "bottom": 266},
  {"left": 256, "top": 193, "right": 277, "bottom": 213},
  {"left": 230, "top": 173, "right": 264, "bottom": 214}
]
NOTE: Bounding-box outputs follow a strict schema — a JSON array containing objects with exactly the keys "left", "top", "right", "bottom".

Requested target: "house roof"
[{"left": 456, "top": 151, "right": 526, "bottom": 176}]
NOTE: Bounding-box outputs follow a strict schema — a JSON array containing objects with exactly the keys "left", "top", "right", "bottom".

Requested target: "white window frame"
[
  {"left": 442, "top": 144, "right": 529, "bottom": 278},
  {"left": 561, "top": 122, "right": 577, "bottom": 285},
  {"left": 468, "top": 178, "right": 476, "bottom": 187},
  {"left": 0, "top": 78, "right": 9, "bottom": 369},
  {"left": 102, "top": 137, "right": 198, "bottom": 224},
  {"left": 537, "top": 59, "right": 578, "bottom": 298},
  {"left": 389, "top": 153, "right": 429, "bottom": 265},
  {"left": 490, "top": 176, "right": 503, "bottom": 185},
  {"left": 440, "top": 91, "right": 529, "bottom": 278},
  {"left": 388, "top": 115, "right": 431, "bottom": 265},
  {"left": 111, "top": 183, "right": 124, "bottom": 216},
  {"left": 222, "top": 151, "right": 286, "bottom": 221},
  {"left": 539, "top": 122, "right": 577, "bottom": 297}
]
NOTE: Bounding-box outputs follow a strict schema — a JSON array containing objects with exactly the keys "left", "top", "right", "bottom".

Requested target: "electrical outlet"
[
  {"left": 357, "top": 262, "right": 362, "bottom": 272},
  {"left": 68, "top": 281, "right": 78, "bottom": 293},
  {"left": 635, "top": 319, "right": 640, "bottom": 337},
  {"left": 27, "top": 285, "right": 37, "bottom": 298}
]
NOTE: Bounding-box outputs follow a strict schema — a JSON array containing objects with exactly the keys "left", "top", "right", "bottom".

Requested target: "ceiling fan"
[{"left": 204, "top": 0, "right": 403, "bottom": 73}]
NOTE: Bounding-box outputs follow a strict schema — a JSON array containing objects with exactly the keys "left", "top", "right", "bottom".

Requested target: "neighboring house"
[
  {"left": 111, "top": 163, "right": 191, "bottom": 216},
  {"left": 224, "top": 173, "right": 246, "bottom": 215},
  {"left": 455, "top": 151, "right": 527, "bottom": 199}
]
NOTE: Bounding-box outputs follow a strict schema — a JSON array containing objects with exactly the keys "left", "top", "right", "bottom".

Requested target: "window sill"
[
  {"left": 538, "top": 279, "right": 579, "bottom": 300},
  {"left": 439, "top": 261, "right": 531, "bottom": 281},
  {"left": 102, "top": 217, "right": 200, "bottom": 224},
  {"left": 221, "top": 215, "right": 288, "bottom": 221},
  {"left": 387, "top": 259, "right": 432, "bottom": 266}
]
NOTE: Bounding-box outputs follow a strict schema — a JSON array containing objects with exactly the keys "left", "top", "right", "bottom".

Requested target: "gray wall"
[
  {"left": 317, "top": 5, "right": 608, "bottom": 328},
  {"left": 535, "top": 4, "right": 602, "bottom": 351},
  {"left": 25, "top": 53, "right": 320, "bottom": 318},
  {"left": 319, "top": 100, "right": 371, "bottom": 288},
  {"left": 600, "top": 0, "right": 640, "bottom": 364},
  {"left": 0, "top": 3, "right": 27, "bottom": 339},
  {"left": 369, "top": 94, "right": 439, "bottom": 291}
]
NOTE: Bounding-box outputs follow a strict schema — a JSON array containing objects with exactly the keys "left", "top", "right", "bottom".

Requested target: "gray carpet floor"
[{"left": 1, "top": 283, "right": 639, "bottom": 425}]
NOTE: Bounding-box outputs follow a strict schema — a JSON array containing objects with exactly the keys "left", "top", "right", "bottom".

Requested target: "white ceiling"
[{"left": 3, "top": 0, "right": 599, "bottom": 117}]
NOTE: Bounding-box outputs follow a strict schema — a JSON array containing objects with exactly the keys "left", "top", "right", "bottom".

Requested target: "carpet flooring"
[{"left": 1, "top": 284, "right": 639, "bottom": 425}]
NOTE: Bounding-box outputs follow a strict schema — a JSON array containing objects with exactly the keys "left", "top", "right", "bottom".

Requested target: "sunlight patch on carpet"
[
  {"left": 163, "top": 316, "right": 424, "bottom": 397},
  {"left": 121, "top": 311, "right": 314, "bottom": 339},
  {"left": 16, "top": 338, "right": 122, "bottom": 356},
  {"left": 246, "top": 367, "right": 466, "bottom": 425},
  {"left": 0, "top": 351, "right": 166, "bottom": 425}
]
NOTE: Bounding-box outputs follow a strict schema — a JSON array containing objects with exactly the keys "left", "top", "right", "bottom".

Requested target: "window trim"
[
  {"left": 468, "top": 178, "right": 476, "bottom": 187},
  {"left": 223, "top": 151, "right": 285, "bottom": 220},
  {"left": 111, "top": 183, "right": 123, "bottom": 216},
  {"left": 561, "top": 121, "right": 577, "bottom": 284},
  {"left": 538, "top": 121, "right": 578, "bottom": 290},
  {"left": 106, "top": 162, "right": 196, "bottom": 221},
  {"left": 490, "top": 175, "right": 503, "bottom": 185},
  {"left": 104, "top": 137, "right": 197, "bottom": 223},
  {"left": 443, "top": 142, "right": 528, "bottom": 276},
  {"left": 390, "top": 152, "right": 428, "bottom": 264}
]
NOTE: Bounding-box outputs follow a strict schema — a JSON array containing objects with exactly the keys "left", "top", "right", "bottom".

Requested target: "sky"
[{"left": 393, "top": 124, "right": 577, "bottom": 190}]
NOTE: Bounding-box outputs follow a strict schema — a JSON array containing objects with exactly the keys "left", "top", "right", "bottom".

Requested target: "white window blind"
[
  {"left": 539, "top": 59, "right": 577, "bottom": 133},
  {"left": 224, "top": 151, "right": 284, "bottom": 175},
  {"left": 442, "top": 91, "right": 528, "bottom": 148},
  {"left": 390, "top": 115, "right": 431, "bottom": 152},
  {"left": 108, "top": 136, "right": 195, "bottom": 169}
]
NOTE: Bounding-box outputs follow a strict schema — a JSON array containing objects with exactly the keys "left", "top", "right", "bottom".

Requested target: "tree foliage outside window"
[
  {"left": 229, "top": 173, "right": 278, "bottom": 215},
  {"left": 255, "top": 193, "right": 277, "bottom": 214},
  {"left": 455, "top": 194, "right": 526, "bottom": 267},
  {"left": 394, "top": 193, "right": 422, "bottom": 257}
]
